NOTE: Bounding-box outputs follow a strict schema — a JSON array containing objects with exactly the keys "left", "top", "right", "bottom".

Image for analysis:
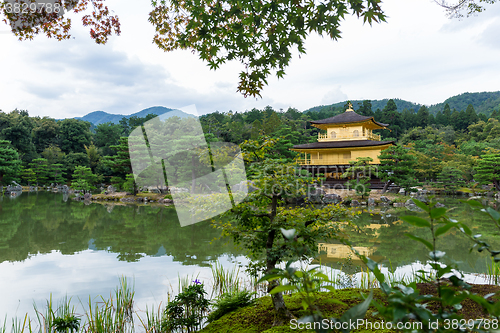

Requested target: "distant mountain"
[
  {"left": 75, "top": 106, "right": 195, "bottom": 125},
  {"left": 428, "top": 91, "right": 500, "bottom": 115},
  {"left": 304, "top": 91, "right": 500, "bottom": 116}
]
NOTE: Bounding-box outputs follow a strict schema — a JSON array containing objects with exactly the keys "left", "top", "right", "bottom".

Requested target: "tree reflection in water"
[{"left": 0, "top": 192, "right": 242, "bottom": 265}]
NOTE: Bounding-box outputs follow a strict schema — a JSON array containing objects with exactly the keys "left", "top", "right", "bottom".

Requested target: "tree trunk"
[
  {"left": 494, "top": 180, "right": 500, "bottom": 191},
  {"left": 269, "top": 279, "right": 294, "bottom": 326},
  {"left": 381, "top": 181, "right": 391, "bottom": 194},
  {"left": 191, "top": 156, "right": 196, "bottom": 194},
  {"left": 266, "top": 195, "right": 295, "bottom": 326}
]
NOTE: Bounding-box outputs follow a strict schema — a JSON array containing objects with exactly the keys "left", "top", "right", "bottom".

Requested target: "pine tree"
[
  {"left": 71, "top": 166, "right": 100, "bottom": 191},
  {"left": 358, "top": 100, "right": 374, "bottom": 117},
  {"left": 491, "top": 109, "right": 499, "bottom": 120},
  {"left": 475, "top": 153, "right": 500, "bottom": 191},
  {"left": 20, "top": 167, "right": 36, "bottom": 186},
  {"left": 378, "top": 146, "right": 417, "bottom": 194},
  {"left": 103, "top": 137, "right": 137, "bottom": 194},
  {"left": 416, "top": 106, "right": 429, "bottom": 128},
  {"left": 465, "top": 104, "right": 479, "bottom": 126},
  {"left": 443, "top": 103, "right": 452, "bottom": 124},
  {"left": 342, "top": 157, "right": 373, "bottom": 199},
  {"left": 0, "top": 140, "right": 21, "bottom": 188},
  {"left": 437, "top": 166, "right": 465, "bottom": 193},
  {"left": 48, "top": 163, "right": 65, "bottom": 184},
  {"left": 29, "top": 158, "right": 50, "bottom": 186}
]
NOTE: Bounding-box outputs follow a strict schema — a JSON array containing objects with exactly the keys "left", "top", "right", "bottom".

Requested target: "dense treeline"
[
  {"left": 0, "top": 110, "right": 156, "bottom": 190},
  {"left": 1, "top": 97, "right": 500, "bottom": 190}
]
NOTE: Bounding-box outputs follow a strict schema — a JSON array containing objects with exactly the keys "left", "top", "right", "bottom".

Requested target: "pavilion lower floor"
[{"left": 299, "top": 164, "right": 387, "bottom": 189}]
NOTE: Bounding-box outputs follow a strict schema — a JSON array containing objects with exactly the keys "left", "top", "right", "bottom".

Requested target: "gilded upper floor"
[{"left": 310, "top": 104, "right": 387, "bottom": 142}]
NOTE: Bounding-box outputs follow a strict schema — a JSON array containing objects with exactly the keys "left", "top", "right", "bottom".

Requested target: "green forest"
[{"left": 1, "top": 93, "right": 500, "bottom": 191}]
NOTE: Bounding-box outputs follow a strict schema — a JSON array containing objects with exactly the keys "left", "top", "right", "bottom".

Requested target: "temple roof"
[
  {"left": 292, "top": 140, "right": 395, "bottom": 150},
  {"left": 310, "top": 111, "right": 389, "bottom": 128}
]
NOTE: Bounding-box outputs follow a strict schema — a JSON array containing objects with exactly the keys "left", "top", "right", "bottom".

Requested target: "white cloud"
[{"left": 321, "top": 86, "right": 349, "bottom": 105}]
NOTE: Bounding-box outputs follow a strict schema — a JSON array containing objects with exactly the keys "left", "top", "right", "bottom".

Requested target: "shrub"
[
  {"left": 207, "top": 290, "right": 256, "bottom": 323},
  {"left": 163, "top": 281, "right": 209, "bottom": 332}
]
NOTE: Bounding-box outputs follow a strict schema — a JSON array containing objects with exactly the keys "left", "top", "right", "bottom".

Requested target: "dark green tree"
[
  {"left": 378, "top": 146, "right": 417, "bottom": 194},
  {"left": 358, "top": 100, "right": 374, "bottom": 117},
  {"left": 250, "top": 120, "right": 262, "bottom": 140},
  {"left": 475, "top": 153, "right": 500, "bottom": 190},
  {"left": 380, "top": 99, "right": 403, "bottom": 138},
  {"left": 103, "top": 137, "right": 137, "bottom": 193},
  {"left": 0, "top": 110, "right": 37, "bottom": 162},
  {"left": 401, "top": 108, "right": 417, "bottom": 129},
  {"left": 48, "top": 164, "right": 65, "bottom": 185},
  {"left": 71, "top": 166, "right": 100, "bottom": 191},
  {"left": 416, "top": 105, "right": 429, "bottom": 128},
  {"left": 435, "top": 110, "right": 447, "bottom": 126},
  {"left": 465, "top": 104, "right": 479, "bottom": 125},
  {"left": 29, "top": 158, "right": 50, "bottom": 186},
  {"left": 437, "top": 166, "right": 465, "bottom": 193},
  {"left": 32, "top": 117, "right": 60, "bottom": 154},
  {"left": 443, "top": 103, "right": 452, "bottom": 124},
  {"left": 41, "top": 145, "right": 66, "bottom": 165},
  {"left": 58, "top": 119, "right": 92, "bottom": 154},
  {"left": 93, "top": 122, "right": 122, "bottom": 156},
  {"left": 343, "top": 157, "right": 374, "bottom": 199},
  {"left": 63, "top": 153, "right": 91, "bottom": 180},
  {"left": 0, "top": 140, "right": 21, "bottom": 188},
  {"left": 20, "top": 167, "right": 36, "bottom": 186}
]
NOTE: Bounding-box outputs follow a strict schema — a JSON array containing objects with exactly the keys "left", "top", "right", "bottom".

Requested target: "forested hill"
[
  {"left": 305, "top": 99, "right": 422, "bottom": 115},
  {"left": 75, "top": 106, "right": 195, "bottom": 125},
  {"left": 305, "top": 91, "right": 500, "bottom": 117},
  {"left": 428, "top": 91, "right": 500, "bottom": 116}
]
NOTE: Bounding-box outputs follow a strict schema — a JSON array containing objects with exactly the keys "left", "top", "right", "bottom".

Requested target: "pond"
[
  {"left": 0, "top": 192, "right": 246, "bottom": 321},
  {"left": 0, "top": 192, "right": 499, "bottom": 322},
  {"left": 316, "top": 196, "right": 500, "bottom": 281}
]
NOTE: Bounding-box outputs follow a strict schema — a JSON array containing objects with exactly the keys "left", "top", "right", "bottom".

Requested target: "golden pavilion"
[{"left": 291, "top": 103, "right": 395, "bottom": 187}]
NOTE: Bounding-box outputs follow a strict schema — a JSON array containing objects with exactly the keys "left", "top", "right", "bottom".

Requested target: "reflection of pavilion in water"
[
  {"left": 314, "top": 223, "right": 387, "bottom": 272},
  {"left": 318, "top": 243, "right": 375, "bottom": 258}
]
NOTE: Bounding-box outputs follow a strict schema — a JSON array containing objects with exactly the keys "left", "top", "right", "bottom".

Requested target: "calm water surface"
[
  {"left": 0, "top": 192, "right": 245, "bottom": 320},
  {"left": 1, "top": 192, "right": 499, "bottom": 320}
]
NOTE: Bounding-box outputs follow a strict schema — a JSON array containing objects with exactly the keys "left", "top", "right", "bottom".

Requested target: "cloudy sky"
[{"left": 1, "top": 0, "right": 500, "bottom": 119}]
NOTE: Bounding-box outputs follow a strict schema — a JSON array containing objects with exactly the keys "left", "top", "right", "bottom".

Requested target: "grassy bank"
[
  {"left": 200, "top": 289, "right": 389, "bottom": 333},
  {"left": 201, "top": 283, "right": 500, "bottom": 333}
]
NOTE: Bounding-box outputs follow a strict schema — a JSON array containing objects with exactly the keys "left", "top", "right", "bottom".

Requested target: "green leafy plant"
[
  {"left": 52, "top": 314, "right": 80, "bottom": 333},
  {"left": 207, "top": 290, "right": 256, "bottom": 323},
  {"left": 163, "top": 281, "right": 209, "bottom": 333}
]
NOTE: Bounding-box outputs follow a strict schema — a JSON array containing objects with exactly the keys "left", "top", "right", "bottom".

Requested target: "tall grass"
[
  {"left": 84, "top": 296, "right": 115, "bottom": 333},
  {"left": 177, "top": 273, "right": 200, "bottom": 294},
  {"left": 137, "top": 304, "right": 164, "bottom": 333},
  {"left": 1, "top": 316, "right": 6, "bottom": 333},
  {"left": 210, "top": 262, "right": 242, "bottom": 298},
  {"left": 33, "top": 295, "right": 54, "bottom": 333},
  {"left": 84, "top": 276, "right": 134, "bottom": 333},
  {"left": 486, "top": 258, "right": 500, "bottom": 285},
  {"left": 9, "top": 315, "right": 30, "bottom": 333}
]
